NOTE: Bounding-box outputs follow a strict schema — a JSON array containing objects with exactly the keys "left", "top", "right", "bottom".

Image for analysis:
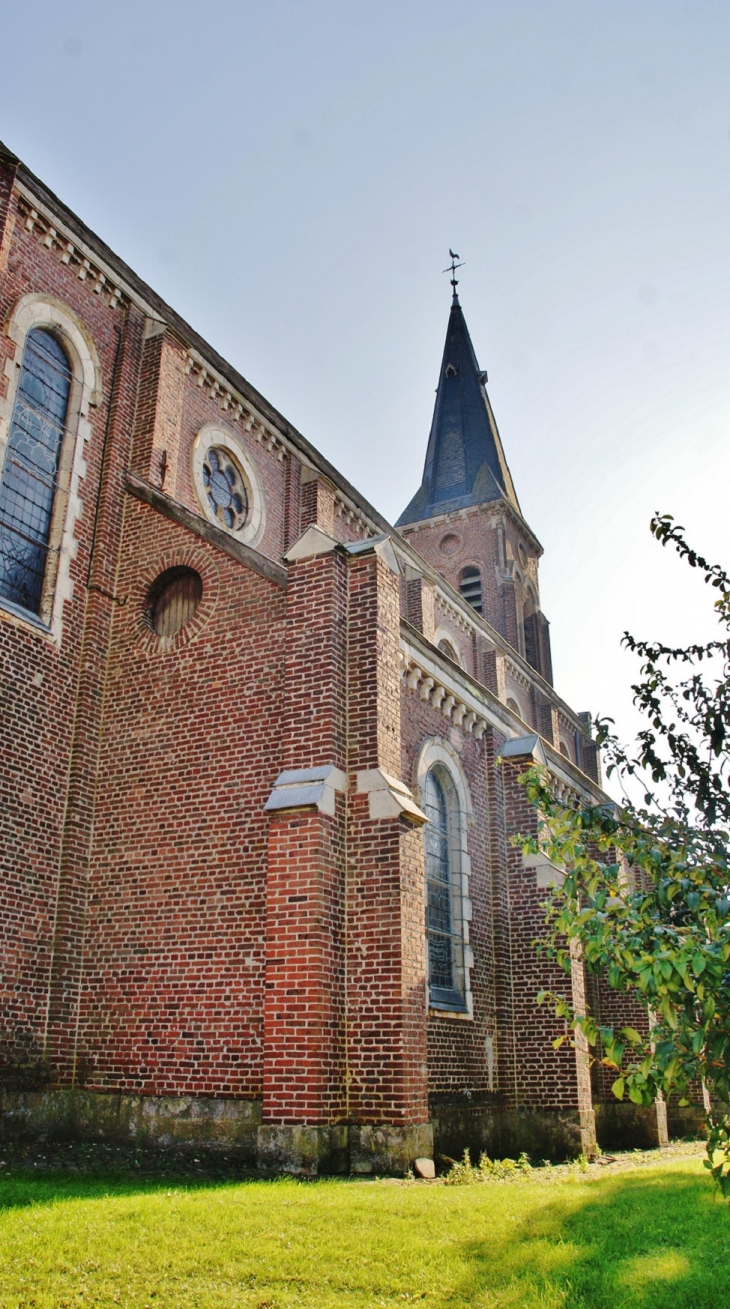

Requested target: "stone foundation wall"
[
  {"left": 0, "top": 1089, "right": 262, "bottom": 1160},
  {"left": 0, "top": 1090, "right": 434, "bottom": 1177},
  {"left": 593, "top": 1100, "right": 669, "bottom": 1151},
  {"left": 431, "top": 1096, "right": 593, "bottom": 1164}
]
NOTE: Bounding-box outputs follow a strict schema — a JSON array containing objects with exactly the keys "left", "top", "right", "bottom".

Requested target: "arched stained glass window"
[
  {"left": 0, "top": 329, "right": 72, "bottom": 614},
  {"left": 424, "top": 766, "right": 466, "bottom": 1009}
]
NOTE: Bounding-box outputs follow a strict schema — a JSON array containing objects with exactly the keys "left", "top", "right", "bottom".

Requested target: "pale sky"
[{"left": 3, "top": 0, "right": 729, "bottom": 763}]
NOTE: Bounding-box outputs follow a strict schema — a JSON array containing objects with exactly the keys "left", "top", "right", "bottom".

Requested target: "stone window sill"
[
  {"left": 0, "top": 595, "right": 54, "bottom": 639},
  {"left": 429, "top": 1007, "right": 473, "bottom": 1021}
]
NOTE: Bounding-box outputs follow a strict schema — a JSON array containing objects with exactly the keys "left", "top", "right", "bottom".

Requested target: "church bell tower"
[{"left": 397, "top": 280, "right": 553, "bottom": 684}]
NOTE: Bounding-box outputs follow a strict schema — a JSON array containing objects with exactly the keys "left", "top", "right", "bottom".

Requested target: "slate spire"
[{"left": 397, "top": 294, "right": 520, "bottom": 525}]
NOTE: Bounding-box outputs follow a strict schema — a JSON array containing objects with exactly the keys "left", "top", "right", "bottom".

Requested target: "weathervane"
[{"left": 443, "top": 248, "right": 464, "bottom": 299}]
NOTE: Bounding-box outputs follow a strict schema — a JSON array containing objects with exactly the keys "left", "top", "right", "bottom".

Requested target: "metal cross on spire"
[{"left": 443, "top": 248, "right": 464, "bottom": 301}]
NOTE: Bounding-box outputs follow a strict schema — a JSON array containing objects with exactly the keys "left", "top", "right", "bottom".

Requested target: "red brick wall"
[
  {"left": 499, "top": 756, "right": 589, "bottom": 1112},
  {"left": 76, "top": 500, "right": 286, "bottom": 1096},
  {"left": 0, "top": 177, "right": 134, "bottom": 1083},
  {"left": 264, "top": 806, "right": 346, "bottom": 1122},
  {"left": 47, "top": 304, "right": 147, "bottom": 1077},
  {"left": 262, "top": 548, "right": 430, "bottom": 1129},
  {"left": 346, "top": 553, "right": 428, "bottom": 1124},
  {"left": 400, "top": 688, "right": 592, "bottom": 1123},
  {"left": 263, "top": 549, "right": 348, "bottom": 1122},
  {"left": 400, "top": 691, "right": 495, "bottom": 1098}
]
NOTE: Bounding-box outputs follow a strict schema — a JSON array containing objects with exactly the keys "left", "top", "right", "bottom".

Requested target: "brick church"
[{"left": 0, "top": 141, "right": 668, "bottom": 1173}]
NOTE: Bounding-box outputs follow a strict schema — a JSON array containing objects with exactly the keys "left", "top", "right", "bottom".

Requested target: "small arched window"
[
  {"left": 506, "top": 697, "right": 522, "bottom": 717},
  {"left": 438, "top": 637, "right": 459, "bottom": 664},
  {"left": 0, "top": 329, "right": 72, "bottom": 615},
  {"left": 459, "top": 565, "right": 482, "bottom": 615},
  {"left": 424, "top": 765, "right": 466, "bottom": 1009}
]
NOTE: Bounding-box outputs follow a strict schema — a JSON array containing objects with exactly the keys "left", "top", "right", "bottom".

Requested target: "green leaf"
[
  {"left": 611, "top": 1077, "right": 625, "bottom": 1101},
  {"left": 621, "top": 1027, "right": 642, "bottom": 1045}
]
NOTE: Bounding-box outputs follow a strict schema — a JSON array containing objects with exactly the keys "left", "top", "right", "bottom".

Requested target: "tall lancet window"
[
  {"left": 424, "top": 765, "right": 466, "bottom": 1009},
  {"left": 0, "top": 329, "right": 72, "bottom": 615}
]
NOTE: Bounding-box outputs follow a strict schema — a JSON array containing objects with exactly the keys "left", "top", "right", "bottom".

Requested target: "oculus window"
[
  {"left": 147, "top": 566, "right": 202, "bottom": 638},
  {"left": 202, "top": 447, "right": 248, "bottom": 533},
  {"left": 191, "top": 423, "right": 265, "bottom": 547}
]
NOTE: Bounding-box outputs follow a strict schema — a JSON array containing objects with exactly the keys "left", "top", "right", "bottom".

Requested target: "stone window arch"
[
  {"left": 414, "top": 738, "right": 474, "bottom": 1016},
  {"left": 0, "top": 293, "right": 102, "bottom": 639},
  {"left": 433, "top": 625, "right": 463, "bottom": 667}
]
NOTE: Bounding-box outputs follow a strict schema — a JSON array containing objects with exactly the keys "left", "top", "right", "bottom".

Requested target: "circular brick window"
[
  {"left": 202, "top": 446, "right": 249, "bottom": 532},
  {"left": 439, "top": 532, "right": 461, "bottom": 556},
  {"left": 148, "top": 567, "right": 203, "bottom": 638}
]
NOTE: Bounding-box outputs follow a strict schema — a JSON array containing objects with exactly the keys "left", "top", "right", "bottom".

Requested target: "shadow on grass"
[
  {"left": 456, "top": 1167, "right": 730, "bottom": 1308},
  {"left": 0, "top": 1171, "right": 255, "bottom": 1213},
  {"left": 0, "top": 1142, "right": 273, "bottom": 1212},
  {"left": 0, "top": 1141, "right": 373, "bottom": 1214}
]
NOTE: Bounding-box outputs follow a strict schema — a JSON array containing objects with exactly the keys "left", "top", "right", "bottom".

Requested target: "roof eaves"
[{"left": 9, "top": 152, "right": 391, "bottom": 536}]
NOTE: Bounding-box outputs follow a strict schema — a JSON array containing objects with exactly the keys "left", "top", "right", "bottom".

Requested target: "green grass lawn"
[{"left": 0, "top": 1149, "right": 728, "bottom": 1308}]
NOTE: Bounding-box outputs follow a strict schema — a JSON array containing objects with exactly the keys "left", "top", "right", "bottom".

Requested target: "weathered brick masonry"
[{"left": 0, "top": 142, "right": 665, "bottom": 1170}]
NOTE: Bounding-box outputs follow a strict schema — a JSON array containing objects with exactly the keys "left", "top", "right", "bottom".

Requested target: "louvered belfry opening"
[
  {"left": 148, "top": 567, "right": 203, "bottom": 638},
  {"left": 459, "top": 565, "right": 482, "bottom": 615}
]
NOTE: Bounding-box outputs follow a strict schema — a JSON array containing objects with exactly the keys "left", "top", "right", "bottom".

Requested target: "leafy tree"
[{"left": 523, "top": 515, "right": 730, "bottom": 1196}]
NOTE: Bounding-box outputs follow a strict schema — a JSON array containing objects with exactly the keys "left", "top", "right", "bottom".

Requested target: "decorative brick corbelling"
[
  {"left": 398, "top": 496, "right": 543, "bottom": 559},
  {"left": 400, "top": 647, "right": 489, "bottom": 740},
  {"left": 334, "top": 492, "right": 371, "bottom": 537},
  {"left": 17, "top": 195, "right": 128, "bottom": 313},
  {"left": 401, "top": 633, "right": 602, "bottom": 804},
  {"left": 184, "top": 351, "right": 287, "bottom": 462}
]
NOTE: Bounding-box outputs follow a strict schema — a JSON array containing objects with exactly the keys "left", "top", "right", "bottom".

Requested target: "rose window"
[{"left": 202, "top": 447, "right": 248, "bottom": 532}]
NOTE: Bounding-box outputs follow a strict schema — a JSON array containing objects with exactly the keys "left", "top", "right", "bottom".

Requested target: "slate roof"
[{"left": 397, "top": 295, "right": 520, "bottom": 525}]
